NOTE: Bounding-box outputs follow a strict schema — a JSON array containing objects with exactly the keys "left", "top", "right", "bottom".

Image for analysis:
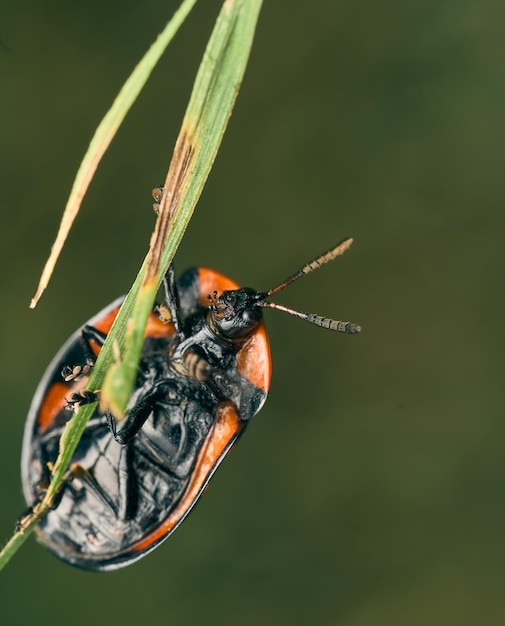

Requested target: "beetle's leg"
[
  {"left": 65, "top": 389, "right": 99, "bottom": 410},
  {"left": 16, "top": 467, "right": 53, "bottom": 531},
  {"left": 106, "top": 402, "right": 151, "bottom": 446},
  {"left": 81, "top": 325, "right": 107, "bottom": 362},
  {"left": 116, "top": 444, "right": 138, "bottom": 520},
  {"left": 106, "top": 386, "right": 168, "bottom": 445},
  {"left": 61, "top": 325, "right": 107, "bottom": 382},
  {"left": 162, "top": 264, "right": 183, "bottom": 338},
  {"left": 17, "top": 458, "right": 120, "bottom": 528},
  {"left": 133, "top": 400, "right": 205, "bottom": 480},
  {"left": 58, "top": 460, "right": 139, "bottom": 520},
  {"left": 65, "top": 443, "right": 141, "bottom": 522},
  {"left": 15, "top": 506, "right": 36, "bottom": 532},
  {"left": 203, "top": 376, "right": 227, "bottom": 403},
  {"left": 67, "top": 463, "right": 118, "bottom": 516}
]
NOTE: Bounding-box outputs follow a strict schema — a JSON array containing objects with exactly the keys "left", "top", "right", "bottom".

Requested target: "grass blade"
[{"left": 29, "top": 0, "right": 198, "bottom": 309}]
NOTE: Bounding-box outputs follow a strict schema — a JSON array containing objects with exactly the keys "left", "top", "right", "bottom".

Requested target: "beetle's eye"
[{"left": 242, "top": 310, "right": 254, "bottom": 323}]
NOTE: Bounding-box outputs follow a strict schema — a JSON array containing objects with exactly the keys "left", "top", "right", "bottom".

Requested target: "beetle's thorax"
[{"left": 168, "top": 288, "right": 263, "bottom": 383}]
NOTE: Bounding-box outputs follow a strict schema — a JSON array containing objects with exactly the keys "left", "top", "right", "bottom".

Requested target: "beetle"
[{"left": 21, "top": 234, "right": 360, "bottom": 571}]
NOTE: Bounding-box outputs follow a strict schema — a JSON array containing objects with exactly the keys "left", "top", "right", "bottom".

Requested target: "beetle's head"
[
  {"left": 207, "top": 238, "right": 361, "bottom": 340},
  {"left": 207, "top": 287, "right": 263, "bottom": 341}
]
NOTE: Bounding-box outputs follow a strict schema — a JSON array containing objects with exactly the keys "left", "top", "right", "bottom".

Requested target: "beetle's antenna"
[
  {"left": 263, "top": 238, "right": 354, "bottom": 297},
  {"left": 257, "top": 237, "right": 361, "bottom": 334},
  {"left": 260, "top": 301, "right": 361, "bottom": 333}
]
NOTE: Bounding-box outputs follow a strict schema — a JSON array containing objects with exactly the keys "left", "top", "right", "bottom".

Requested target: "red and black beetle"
[{"left": 21, "top": 237, "right": 360, "bottom": 570}]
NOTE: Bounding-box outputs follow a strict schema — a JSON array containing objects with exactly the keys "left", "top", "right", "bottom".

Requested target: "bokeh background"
[{"left": 1, "top": 1, "right": 504, "bottom": 624}]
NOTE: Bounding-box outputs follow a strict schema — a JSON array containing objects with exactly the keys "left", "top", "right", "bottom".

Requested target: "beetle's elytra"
[{"left": 21, "top": 236, "right": 360, "bottom": 571}]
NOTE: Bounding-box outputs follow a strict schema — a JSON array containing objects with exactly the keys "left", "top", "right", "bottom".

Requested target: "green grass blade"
[{"left": 30, "top": 0, "right": 198, "bottom": 309}]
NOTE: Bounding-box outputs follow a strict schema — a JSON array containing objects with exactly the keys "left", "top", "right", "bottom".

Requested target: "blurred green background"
[{"left": 1, "top": 0, "right": 504, "bottom": 624}]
